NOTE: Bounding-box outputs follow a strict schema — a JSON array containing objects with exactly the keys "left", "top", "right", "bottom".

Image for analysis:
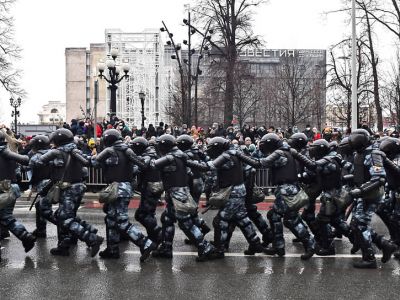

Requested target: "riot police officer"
[
  {"left": 207, "top": 137, "right": 265, "bottom": 257},
  {"left": 176, "top": 134, "right": 211, "bottom": 241},
  {"left": 288, "top": 133, "right": 321, "bottom": 238},
  {"left": 348, "top": 129, "right": 396, "bottom": 268},
  {"left": 292, "top": 139, "right": 354, "bottom": 255},
  {"left": 0, "top": 131, "right": 36, "bottom": 260},
  {"left": 28, "top": 135, "right": 53, "bottom": 238},
  {"left": 38, "top": 128, "right": 103, "bottom": 257},
  {"left": 150, "top": 134, "right": 215, "bottom": 261},
  {"left": 379, "top": 138, "right": 400, "bottom": 257},
  {"left": 238, "top": 133, "right": 316, "bottom": 260},
  {"left": 130, "top": 137, "right": 163, "bottom": 244},
  {"left": 93, "top": 129, "right": 156, "bottom": 261}
]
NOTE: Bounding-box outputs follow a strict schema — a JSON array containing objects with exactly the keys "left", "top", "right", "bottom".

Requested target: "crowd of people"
[{"left": 1, "top": 117, "right": 400, "bottom": 269}]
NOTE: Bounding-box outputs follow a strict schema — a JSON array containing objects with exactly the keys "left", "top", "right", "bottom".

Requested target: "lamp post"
[
  {"left": 10, "top": 96, "right": 21, "bottom": 135},
  {"left": 160, "top": 16, "right": 212, "bottom": 126},
  {"left": 97, "top": 48, "right": 130, "bottom": 120},
  {"left": 139, "top": 91, "right": 146, "bottom": 129}
]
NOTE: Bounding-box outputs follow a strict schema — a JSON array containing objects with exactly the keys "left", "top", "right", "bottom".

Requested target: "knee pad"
[
  {"left": 116, "top": 214, "right": 129, "bottom": 231},
  {"left": 62, "top": 218, "right": 75, "bottom": 230},
  {"left": 237, "top": 216, "right": 252, "bottom": 229}
]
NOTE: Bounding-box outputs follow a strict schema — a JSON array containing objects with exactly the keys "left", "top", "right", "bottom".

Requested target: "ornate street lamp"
[
  {"left": 10, "top": 96, "right": 21, "bottom": 135},
  {"left": 139, "top": 91, "right": 146, "bottom": 129},
  {"left": 97, "top": 48, "right": 130, "bottom": 120}
]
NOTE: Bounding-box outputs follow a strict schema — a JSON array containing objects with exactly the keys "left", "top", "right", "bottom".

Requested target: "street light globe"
[
  {"left": 110, "top": 48, "right": 119, "bottom": 58},
  {"left": 9, "top": 97, "right": 13, "bottom": 106},
  {"left": 97, "top": 62, "right": 106, "bottom": 72},
  {"left": 106, "top": 59, "right": 116, "bottom": 69},
  {"left": 122, "top": 62, "right": 130, "bottom": 73},
  {"left": 139, "top": 91, "right": 145, "bottom": 100}
]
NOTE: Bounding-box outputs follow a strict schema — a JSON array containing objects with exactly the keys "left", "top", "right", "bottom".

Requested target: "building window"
[{"left": 50, "top": 108, "right": 59, "bottom": 114}]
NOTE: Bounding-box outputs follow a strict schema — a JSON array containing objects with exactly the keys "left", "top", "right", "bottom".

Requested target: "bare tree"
[
  {"left": 192, "top": 0, "right": 266, "bottom": 127},
  {"left": 232, "top": 62, "right": 262, "bottom": 128},
  {"left": 327, "top": 37, "right": 373, "bottom": 128},
  {"left": 267, "top": 55, "right": 318, "bottom": 128},
  {"left": 381, "top": 51, "right": 400, "bottom": 126},
  {"left": 361, "top": 0, "right": 400, "bottom": 42},
  {"left": 356, "top": 0, "right": 383, "bottom": 130},
  {"left": 0, "top": 0, "right": 24, "bottom": 96}
]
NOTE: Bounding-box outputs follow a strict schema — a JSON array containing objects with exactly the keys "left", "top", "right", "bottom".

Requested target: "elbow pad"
[
  {"left": 237, "top": 152, "right": 261, "bottom": 168},
  {"left": 212, "top": 153, "right": 230, "bottom": 168},
  {"left": 187, "top": 160, "right": 209, "bottom": 172},
  {"left": 360, "top": 177, "right": 385, "bottom": 194}
]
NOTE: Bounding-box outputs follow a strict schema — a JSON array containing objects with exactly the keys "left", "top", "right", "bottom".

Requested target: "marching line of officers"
[{"left": 0, "top": 127, "right": 399, "bottom": 269}]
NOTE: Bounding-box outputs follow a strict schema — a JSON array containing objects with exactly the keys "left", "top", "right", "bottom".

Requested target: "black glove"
[{"left": 350, "top": 188, "right": 362, "bottom": 198}]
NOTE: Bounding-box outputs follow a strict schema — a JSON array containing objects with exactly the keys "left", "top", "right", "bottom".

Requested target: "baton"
[{"left": 29, "top": 193, "right": 40, "bottom": 211}]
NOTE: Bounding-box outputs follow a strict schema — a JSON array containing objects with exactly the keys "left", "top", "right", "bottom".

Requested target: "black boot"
[
  {"left": 301, "top": 247, "right": 315, "bottom": 260},
  {"left": 22, "top": 234, "right": 36, "bottom": 253},
  {"left": 264, "top": 247, "right": 285, "bottom": 257},
  {"left": 353, "top": 249, "right": 377, "bottom": 269},
  {"left": 89, "top": 236, "right": 104, "bottom": 257},
  {"left": 316, "top": 246, "right": 335, "bottom": 256},
  {"left": 196, "top": 241, "right": 216, "bottom": 262},
  {"left": 152, "top": 243, "right": 173, "bottom": 259},
  {"left": 139, "top": 238, "right": 157, "bottom": 262},
  {"left": 244, "top": 242, "right": 265, "bottom": 255},
  {"left": 381, "top": 239, "right": 397, "bottom": 263},
  {"left": 50, "top": 247, "right": 70, "bottom": 256},
  {"left": 99, "top": 247, "right": 120, "bottom": 259},
  {"left": 261, "top": 230, "right": 273, "bottom": 247}
]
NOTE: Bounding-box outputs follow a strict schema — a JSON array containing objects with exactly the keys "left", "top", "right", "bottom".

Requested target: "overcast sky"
[{"left": 0, "top": 0, "right": 395, "bottom": 124}]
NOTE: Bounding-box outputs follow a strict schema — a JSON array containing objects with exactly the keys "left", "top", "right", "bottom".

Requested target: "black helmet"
[
  {"left": 130, "top": 137, "right": 149, "bottom": 155},
  {"left": 50, "top": 128, "right": 74, "bottom": 146},
  {"left": 349, "top": 128, "right": 370, "bottom": 152},
  {"left": 157, "top": 134, "right": 176, "bottom": 154},
  {"left": 206, "top": 137, "right": 230, "bottom": 158},
  {"left": 288, "top": 133, "right": 308, "bottom": 150},
  {"left": 309, "top": 139, "right": 330, "bottom": 159},
  {"left": 259, "top": 133, "right": 282, "bottom": 154},
  {"left": 329, "top": 141, "right": 338, "bottom": 152},
  {"left": 338, "top": 137, "right": 352, "bottom": 156},
  {"left": 379, "top": 137, "right": 400, "bottom": 159},
  {"left": 29, "top": 135, "right": 50, "bottom": 150},
  {"left": 176, "top": 134, "right": 194, "bottom": 151},
  {"left": 103, "top": 129, "right": 122, "bottom": 147}
]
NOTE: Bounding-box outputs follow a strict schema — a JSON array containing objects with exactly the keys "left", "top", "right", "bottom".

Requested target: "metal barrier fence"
[{"left": 22, "top": 167, "right": 274, "bottom": 191}]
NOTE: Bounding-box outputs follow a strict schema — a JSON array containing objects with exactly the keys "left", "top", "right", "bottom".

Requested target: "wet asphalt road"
[{"left": 1, "top": 204, "right": 400, "bottom": 300}]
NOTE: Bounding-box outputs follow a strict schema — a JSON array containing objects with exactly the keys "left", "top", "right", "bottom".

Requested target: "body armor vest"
[
  {"left": 31, "top": 152, "right": 51, "bottom": 184},
  {"left": 51, "top": 151, "right": 84, "bottom": 183},
  {"left": 103, "top": 148, "right": 133, "bottom": 183},
  {"left": 318, "top": 157, "right": 342, "bottom": 190},
  {"left": 271, "top": 150, "right": 298, "bottom": 185},
  {"left": 217, "top": 155, "right": 244, "bottom": 188},
  {"left": 160, "top": 155, "right": 188, "bottom": 190}
]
